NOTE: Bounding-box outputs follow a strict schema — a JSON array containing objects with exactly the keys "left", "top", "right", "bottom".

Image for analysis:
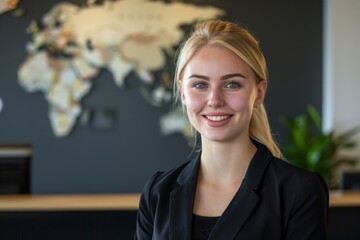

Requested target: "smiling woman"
[
  {"left": 135, "top": 20, "right": 329, "bottom": 240},
  {"left": 180, "top": 45, "right": 266, "bottom": 144}
]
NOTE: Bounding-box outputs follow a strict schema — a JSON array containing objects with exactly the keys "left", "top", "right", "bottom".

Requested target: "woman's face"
[{"left": 181, "top": 45, "right": 266, "bottom": 143}]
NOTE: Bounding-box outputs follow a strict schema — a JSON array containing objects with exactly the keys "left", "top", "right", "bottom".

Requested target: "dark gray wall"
[{"left": 0, "top": 0, "right": 323, "bottom": 194}]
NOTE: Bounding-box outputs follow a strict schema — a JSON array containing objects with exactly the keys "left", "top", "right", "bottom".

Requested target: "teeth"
[{"left": 206, "top": 115, "right": 229, "bottom": 121}]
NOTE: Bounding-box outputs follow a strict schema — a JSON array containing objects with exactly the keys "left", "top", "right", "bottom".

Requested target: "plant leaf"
[{"left": 307, "top": 105, "right": 322, "bottom": 130}]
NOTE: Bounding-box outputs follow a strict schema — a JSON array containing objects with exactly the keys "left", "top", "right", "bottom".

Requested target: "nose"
[{"left": 208, "top": 87, "right": 224, "bottom": 108}]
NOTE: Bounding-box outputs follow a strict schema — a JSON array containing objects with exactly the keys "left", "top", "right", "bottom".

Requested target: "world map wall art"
[{"left": 17, "top": 0, "right": 224, "bottom": 139}]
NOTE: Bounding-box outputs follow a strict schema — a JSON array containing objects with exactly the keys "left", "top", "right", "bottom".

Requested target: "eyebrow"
[
  {"left": 187, "top": 73, "right": 247, "bottom": 80},
  {"left": 220, "top": 73, "right": 247, "bottom": 80}
]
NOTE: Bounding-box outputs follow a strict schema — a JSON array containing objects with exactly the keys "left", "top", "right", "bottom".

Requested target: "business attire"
[{"left": 135, "top": 141, "right": 329, "bottom": 239}]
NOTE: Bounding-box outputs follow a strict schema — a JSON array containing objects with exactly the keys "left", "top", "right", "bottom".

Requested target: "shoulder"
[
  {"left": 269, "top": 157, "right": 328, "bottom": 191},
  {"left": 139, "top": 157, "right": 196, "bottom": 204},
  {"left": 247, "top": 142, "right": 327, "bottom": 197},
  {"left": 266, "top": 156, "right": 329, "bottom": 211},
  {"left": 266, "top": 158, "right": 329, "bottom": 238},
  {"left": 142, "top": 149, "right": 201, "bottom": 193},
  {"left": 143, "top": 160, "right": 191, "bottom": 193}
]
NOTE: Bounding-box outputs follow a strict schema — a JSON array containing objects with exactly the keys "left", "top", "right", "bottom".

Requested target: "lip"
[{"left": 203, "top": 113, "right": 233, "bottom": 127}]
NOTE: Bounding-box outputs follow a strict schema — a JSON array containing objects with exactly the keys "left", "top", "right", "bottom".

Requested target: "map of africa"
[{"left": 18, "top": 0, "right": 224, "bottom": 137}]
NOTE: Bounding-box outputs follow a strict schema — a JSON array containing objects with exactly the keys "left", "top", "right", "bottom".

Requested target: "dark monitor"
[
  {"left": 339, "top": 171, "right": 360, "bottom": 190},
  {"left": 0, "top": 145, "right": 31, "bottom": 194}
]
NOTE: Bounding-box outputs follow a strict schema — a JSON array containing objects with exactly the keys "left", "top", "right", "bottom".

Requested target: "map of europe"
[{"left": 18, "top": 0, "right": 224, "bottom": 137}]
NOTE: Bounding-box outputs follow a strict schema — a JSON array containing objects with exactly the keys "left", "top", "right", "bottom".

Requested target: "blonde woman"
[{"left": 135, "top": 20, "right": 328, "bottom": 240}]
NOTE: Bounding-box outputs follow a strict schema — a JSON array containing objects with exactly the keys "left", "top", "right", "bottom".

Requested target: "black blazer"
[{"left": 135, "top": 142, "right": 329, "bottom": 239}]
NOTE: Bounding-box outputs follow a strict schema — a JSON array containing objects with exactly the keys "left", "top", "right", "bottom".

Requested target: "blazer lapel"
[
  {"left": 169, "top": 150, "right": 201, "bottom": 240},
  {"left": 169, "top": 181, "right": 197, "bottom": 239},
  {"left": 209, "top": 181, "right": 260, "bottom": 239},
  {"left": 209, "top": 142, "right": 273, "bottom": 239}
]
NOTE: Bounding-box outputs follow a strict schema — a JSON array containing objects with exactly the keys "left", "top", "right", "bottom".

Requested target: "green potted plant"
[{"left": 280, "top": 105, "right": 360, "bottom": 188}]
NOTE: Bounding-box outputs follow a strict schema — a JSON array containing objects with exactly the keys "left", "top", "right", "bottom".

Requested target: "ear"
[
  {"left": 179, "top": 81, "right": 186, "bottom": 106},
  {"left": 254, "top": 80, "right": 267, "bottom": 107}
]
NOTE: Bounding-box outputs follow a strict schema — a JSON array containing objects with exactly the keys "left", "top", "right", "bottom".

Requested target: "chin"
[{"left": 202, "top": 134, "right": 235, "bottom": 143}]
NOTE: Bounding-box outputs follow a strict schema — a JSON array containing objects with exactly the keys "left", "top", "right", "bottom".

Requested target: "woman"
[{"left": 135, "top": 20, "right": 328, "bottom": 240}]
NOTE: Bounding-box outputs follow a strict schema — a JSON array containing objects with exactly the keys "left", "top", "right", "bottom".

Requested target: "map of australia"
[{"left": 18, "top": 0, "right": 224, "bottom": 137}]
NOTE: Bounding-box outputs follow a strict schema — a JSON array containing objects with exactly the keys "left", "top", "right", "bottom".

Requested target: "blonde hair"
[{"left": 174, "top": 19, "right": 282, "bottom": 158}]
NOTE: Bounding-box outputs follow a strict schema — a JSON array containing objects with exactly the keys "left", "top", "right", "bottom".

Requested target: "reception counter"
[
  {"left": 0, "top": 194, "right": 140, "bottom": 240},
  {"left": 0, "top": 194, "right": 140, "bottom": 211},
  {"left": 329, "top": 190, "right": 360, "bottom": 207},
  {"left": 0, "top": 191, "right": 359, "bottom": 240},
  {"left": 0, "top": 191, "right": 359, "bottom": 211}
]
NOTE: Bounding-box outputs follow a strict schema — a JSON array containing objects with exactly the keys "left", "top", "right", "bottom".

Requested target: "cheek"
[
  {"left": 227, "top": 94, "right": 252, "bottom": 111},
  {"left": 183, "top": 92, "right": 204, "bottom": 114}
]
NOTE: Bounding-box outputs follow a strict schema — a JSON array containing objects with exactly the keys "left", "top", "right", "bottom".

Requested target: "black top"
[{"left": 191, "top": 214, "right": 220, "bottom": 240}]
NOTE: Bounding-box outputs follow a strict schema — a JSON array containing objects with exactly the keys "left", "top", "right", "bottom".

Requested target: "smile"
[{"left": 205, "top": 115, "right": 230, "bottom": 122}]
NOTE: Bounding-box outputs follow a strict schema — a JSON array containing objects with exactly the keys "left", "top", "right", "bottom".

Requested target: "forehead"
[{"left": 183, "top": 45, "right": 255, "bottom": 79}]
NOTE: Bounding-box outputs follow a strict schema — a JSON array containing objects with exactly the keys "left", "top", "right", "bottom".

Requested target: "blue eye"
[
  {"left": 194, "top": 82, "right": 207, "bottom": 89},
  {"left": 226, "top": 82, "right": 240, "bottom": 89}
]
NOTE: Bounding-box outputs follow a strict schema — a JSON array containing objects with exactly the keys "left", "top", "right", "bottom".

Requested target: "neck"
[{"left": 199, "top": 137, "right": 257, "bottom": 185}]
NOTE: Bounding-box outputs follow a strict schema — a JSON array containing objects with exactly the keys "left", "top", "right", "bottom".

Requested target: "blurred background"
[{"left": 0, "top": 0, "right": 358, "bottom": 195}]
